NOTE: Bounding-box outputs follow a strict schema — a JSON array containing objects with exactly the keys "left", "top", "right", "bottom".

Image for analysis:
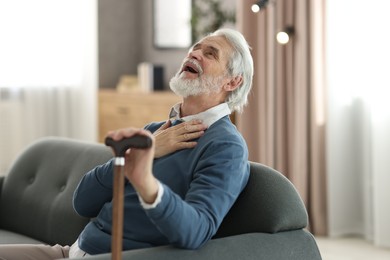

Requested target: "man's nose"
[{"left": 188, "top": 49, "right": 202, "bottom": 61}]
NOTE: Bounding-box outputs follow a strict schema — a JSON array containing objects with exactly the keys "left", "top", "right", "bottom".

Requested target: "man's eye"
[{"left": 205, "top": 51, "right": 215, "bottom": 58}]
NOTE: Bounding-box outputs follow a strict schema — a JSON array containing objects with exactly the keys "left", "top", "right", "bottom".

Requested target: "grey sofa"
[{"left": 0, "top": 137, "right": 322, "bottom": 259}]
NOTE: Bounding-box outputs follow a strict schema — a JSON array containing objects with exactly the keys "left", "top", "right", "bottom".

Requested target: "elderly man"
[{"left": 0, "top": 28, "right": 254, "bottom": 259}]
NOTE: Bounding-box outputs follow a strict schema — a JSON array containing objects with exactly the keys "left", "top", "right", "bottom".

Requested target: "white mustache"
[{"left": 183, "top": 59, "right": 203, "bottom": 74}]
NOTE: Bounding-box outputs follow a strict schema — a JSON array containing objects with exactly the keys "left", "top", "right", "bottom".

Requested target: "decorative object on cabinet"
[
  {"left": 116, "top": 75, "right": 139, "bottom": 93},
  {"left": 137, "top": 63, "right": 165, "bottom": 92}
]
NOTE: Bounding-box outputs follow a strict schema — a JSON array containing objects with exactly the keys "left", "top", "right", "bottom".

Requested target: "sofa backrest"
[
  {"left": 214, "top": 162, "right": 308, "bottom": 238},
  {"left": 0, "top": 137, "right": 113, "bottom": 246}
]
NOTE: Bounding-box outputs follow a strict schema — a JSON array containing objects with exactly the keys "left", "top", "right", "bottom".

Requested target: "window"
[{"left": 0, "top": 0, "right": 95, "bottom": 88}]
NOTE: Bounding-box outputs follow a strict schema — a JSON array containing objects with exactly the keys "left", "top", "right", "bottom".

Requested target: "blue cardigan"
[{"left": 73, "top": 116, "right": 249, "bottom": 255}]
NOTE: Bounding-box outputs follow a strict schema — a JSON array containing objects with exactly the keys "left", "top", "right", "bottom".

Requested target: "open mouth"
[
  {"left": 184, "top": 66, "right": 198, "bottom": 74},
  {"left": 182, "top": 61, "right": 201, "bottom": 75}
]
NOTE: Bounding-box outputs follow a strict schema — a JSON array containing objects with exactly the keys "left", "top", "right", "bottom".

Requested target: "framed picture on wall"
[{"left": 153, "top": 0, "right": 192, "bottom": 49}]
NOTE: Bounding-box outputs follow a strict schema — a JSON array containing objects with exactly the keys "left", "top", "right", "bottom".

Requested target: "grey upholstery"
[
  {"left": 0, "top": 137, "right": 322, "bottom": 259},
  {"left": 214, "top": 162, "right": 308, "bottom": 238},
  {"left": 0, "top": 137, "right": 113, "bottom": 246},
  {"left": 81, "top": 231, "right": 320, "bottom": 260}
]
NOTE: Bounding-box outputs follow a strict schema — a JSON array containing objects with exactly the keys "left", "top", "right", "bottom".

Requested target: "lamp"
[
  {"left": 251, "top": 0, "right": 269, "bottom": 13},
  {"left": 276, "top": 26, "right": 294, "bottom": 45},
  {"left": 251, "top": 1, "right": 294, "bottom": 45}
]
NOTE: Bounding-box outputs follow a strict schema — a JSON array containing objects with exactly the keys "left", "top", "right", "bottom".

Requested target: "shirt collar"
[{"left": 169, "top": 103, "right": 231, "bottom": 127}]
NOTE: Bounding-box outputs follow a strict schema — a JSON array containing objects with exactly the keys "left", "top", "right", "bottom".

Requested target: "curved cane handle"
[{"left": 105, "top": 135, "right": 152, "bottom": 157}]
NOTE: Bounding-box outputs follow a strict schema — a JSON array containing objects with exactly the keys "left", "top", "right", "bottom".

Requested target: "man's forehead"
[{"left": 191, "top": 35, "right": 231, "bottom": 51}]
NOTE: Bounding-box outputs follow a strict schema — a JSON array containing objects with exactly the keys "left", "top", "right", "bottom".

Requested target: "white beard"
[{"left": 169, "top": 71, "right": 224, "bottom": 98}]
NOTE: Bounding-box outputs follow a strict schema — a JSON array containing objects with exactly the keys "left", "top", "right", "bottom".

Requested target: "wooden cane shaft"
[{"left": 112, "top": 164, "right": 125, "bottom": 260}]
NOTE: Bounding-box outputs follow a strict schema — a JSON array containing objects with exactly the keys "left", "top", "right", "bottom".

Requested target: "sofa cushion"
[
  {"left": 0, "top": 229, "right": 44, "bottom": 244},
  {"left": 69, "top": 230, "right": 321, "bottom": 260}
]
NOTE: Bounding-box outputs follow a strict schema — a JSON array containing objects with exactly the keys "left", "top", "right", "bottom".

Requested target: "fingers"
[
  {"left": 154, "top": 120, "right": 171, "bottom": 135},
  {"left": 172, "top": 119, "right": 208, "bottom": 135},
  {"left": 160, "top": 120, "right": 171, "bottom": 130},
  {"left": 161, "top": 119, "right": 207, "bottom": 143},
  {"left": 179, "top": 130, "right": 205, "bottom": 142},
  {"left": 153, "top": 119, "right": 207, "bottom": 158},
  {"left": 176, "top": 141, "right": 197, "bottom": 149}
]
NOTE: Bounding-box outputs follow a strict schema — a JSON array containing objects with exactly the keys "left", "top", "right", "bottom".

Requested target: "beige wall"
[{"left": 98, "top": 0, "right": 187, "bottom": 90}]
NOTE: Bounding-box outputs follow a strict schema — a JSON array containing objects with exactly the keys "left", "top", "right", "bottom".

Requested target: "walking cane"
[{"left": 105, "top": 135, "right": 152, "bottom": 260}]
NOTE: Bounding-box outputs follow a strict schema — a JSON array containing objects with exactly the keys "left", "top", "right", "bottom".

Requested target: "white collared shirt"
[{"left": 169, "top": 102, "right": 231, "bottom": 127}]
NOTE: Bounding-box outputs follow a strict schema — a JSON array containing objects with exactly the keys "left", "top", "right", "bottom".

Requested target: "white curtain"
[
  {"left": 0, "top": 0, "right": 97, "bottom": 176},
  {"left": 326, "top": 0, "right": 390, "bottom": 248}
]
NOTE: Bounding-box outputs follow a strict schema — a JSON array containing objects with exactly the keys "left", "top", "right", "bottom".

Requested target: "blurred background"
[{"left": 0, "top": 0, "right": 389, "bottom": 258}]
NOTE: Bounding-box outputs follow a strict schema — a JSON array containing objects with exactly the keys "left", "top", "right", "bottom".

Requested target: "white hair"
[{"left": 210, "top": 28, "right": 254, "bottom": 113}]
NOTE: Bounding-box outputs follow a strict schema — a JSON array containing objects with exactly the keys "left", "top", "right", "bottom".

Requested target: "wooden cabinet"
[{"left": 98, "top": 90, "right": 181, "bottom": 142}]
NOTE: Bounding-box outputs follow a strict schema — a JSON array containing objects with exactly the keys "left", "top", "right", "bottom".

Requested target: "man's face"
[{"left": 170, "top": 35, "right": 233, "bottom": 97}]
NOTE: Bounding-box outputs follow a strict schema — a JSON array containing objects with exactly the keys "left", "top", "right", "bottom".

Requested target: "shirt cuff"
[{"left": 138, "top": 181, "right": 164, "bottom": 209}]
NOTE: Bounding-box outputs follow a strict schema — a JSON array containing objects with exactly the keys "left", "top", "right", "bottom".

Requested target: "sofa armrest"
[{"left": 214, "top": 162, "right": 308, "bottom": 238}]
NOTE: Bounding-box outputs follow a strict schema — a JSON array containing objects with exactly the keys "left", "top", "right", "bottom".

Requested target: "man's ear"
[{"left": 224, "top": 75, "right": 243, "bottom": 92}]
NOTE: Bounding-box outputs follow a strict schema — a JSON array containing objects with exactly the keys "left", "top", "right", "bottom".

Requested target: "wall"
[
  {"left": 138, "top": 0, "right": 189, "bottom": 90},
  {"left": 98, "top": 0, "right": 141, "bottom": 88},
  {"left": 98, "top": 0, "right": 187, "bottom": 90}
]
